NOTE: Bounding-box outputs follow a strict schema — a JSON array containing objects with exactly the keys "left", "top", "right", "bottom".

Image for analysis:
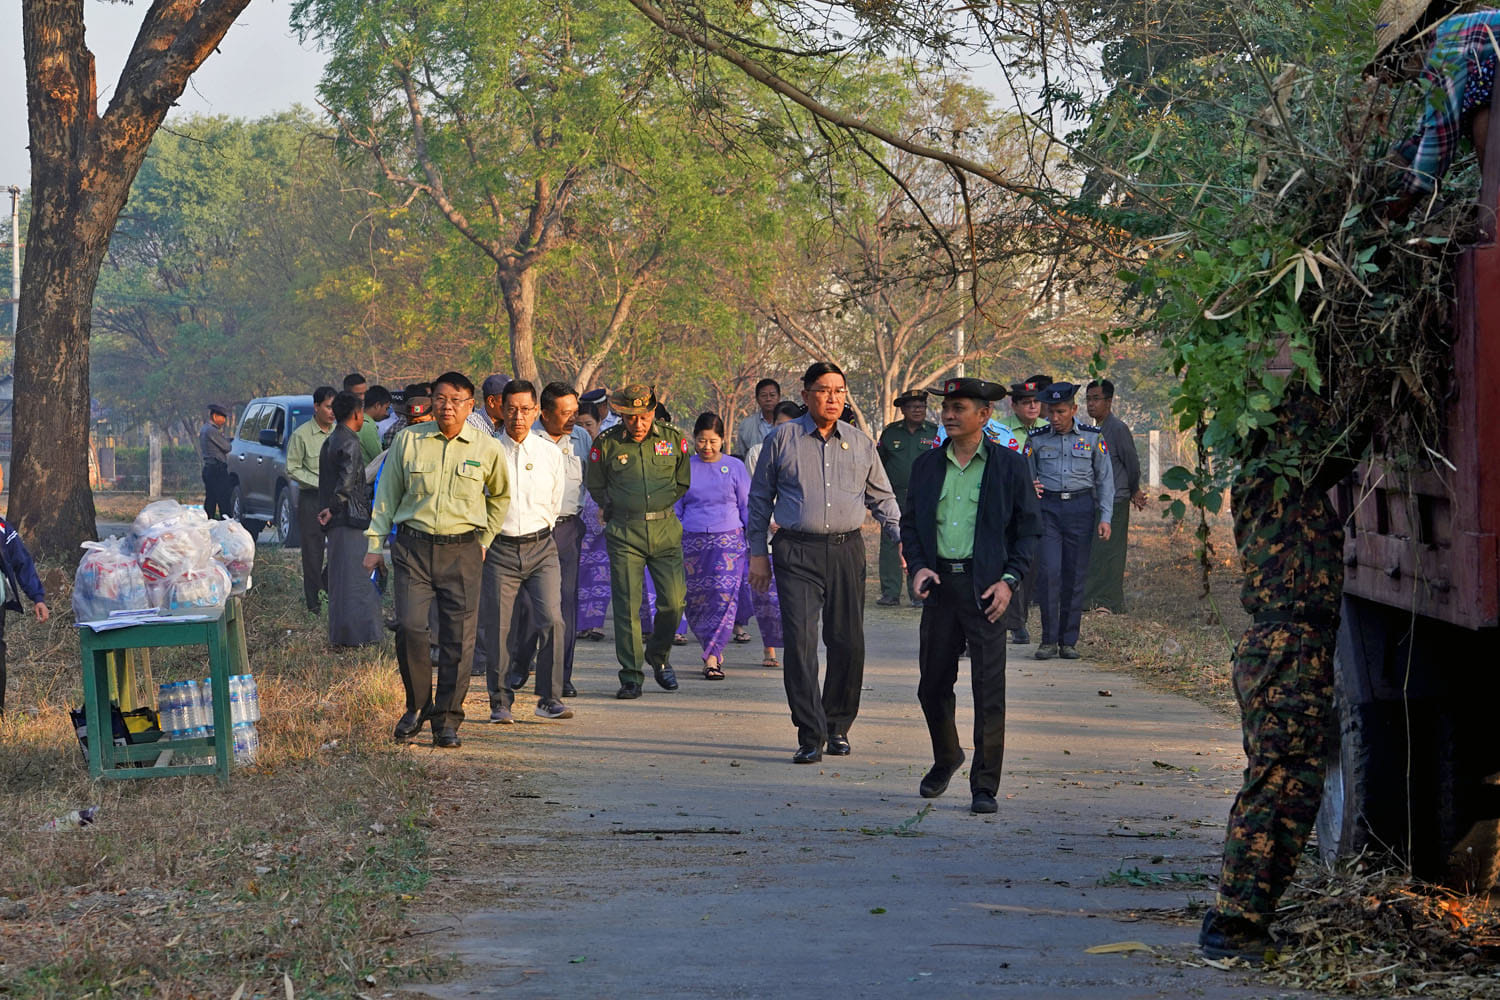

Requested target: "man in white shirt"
[
  {"left": 479, "top": 379, "right": 572, "bottom": 721},
  {"left": 509, "top": 381, "right": 594, "bottom": 698}
]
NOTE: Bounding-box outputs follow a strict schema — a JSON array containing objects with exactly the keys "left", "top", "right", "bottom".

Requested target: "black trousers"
[
  {"left": 202, "top": 461, "right": 232, "bottom": 520},
  {"left": 510, "top": 513, "right": 584, "bottom": 686},
  {"left": 916, "top": 571, "right": 1010, "bottom": 794},
  {"left": 1001, "top": 572, "right": 1032, "bottom": 631},
  {"left": 297, "top": 491, "right": 327, "bottom": 612},
  {"left": 772, "top": 532, "right": 866, "bottom": 747},
  {"left": 393, "top": 532, "right": 483, "bottom": 732}
]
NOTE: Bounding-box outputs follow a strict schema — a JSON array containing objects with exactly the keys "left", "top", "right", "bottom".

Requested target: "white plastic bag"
[
  {"left": 163, "top": 560, "right": 231, "bottom": 616},
  {"left": 137, "top": 519, "right": 214, "bottom": 606},
  {"left": 208, "top": 519, "right": 256, "bottom": 594},
  {"left": 72, "top": 538, "right": 150, "bottom": 623},
  {"left": 131, "top": 499, "right": 186, "bottom": 536}
]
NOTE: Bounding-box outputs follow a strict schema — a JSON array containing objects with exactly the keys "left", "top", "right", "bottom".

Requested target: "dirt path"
[{"left": 399, "top": 606, "right": 1288, "bottom": 999}]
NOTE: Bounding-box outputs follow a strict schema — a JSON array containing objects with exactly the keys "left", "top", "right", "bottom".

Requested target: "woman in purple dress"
[
  {"left": 675, "top": 413, "right": 751, "bottom": 680},
  {"left": 574, "top": 408, "right": 611, "bottom": 641}
]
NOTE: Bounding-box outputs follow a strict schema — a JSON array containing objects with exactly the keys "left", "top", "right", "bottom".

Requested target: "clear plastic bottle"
[
  {"left": 202, "top": 677, "right": 214, "bottom": 736},
  {"left": 244, "top": 723, "right": 260, "bottom": 763},
  {"left": 232, "top": 722, "right": 251, "bottom": 765},
  {"left": 229, "top": 675, "right": 244, "bottom": 725},
  {"left": 245, "top": 675, "right": 261, "bottom": 722},
  {"left": 182, "top": 680, "right": 204, "bottom": 728}
]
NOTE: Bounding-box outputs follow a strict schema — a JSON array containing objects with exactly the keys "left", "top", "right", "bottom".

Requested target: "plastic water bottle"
[
  {"left": 182, "top": 680, "right": 203, "bottom": 728},
  {"left": 168, "top": 681, "right": 189, "bottom": 734},
  {"left": 245, "top": 675, "right": 261, "bottom": 723},
  {"left": 229, "top": 676, "right": 244, "bottom": 725},
  {"left": 232, "top": 722, "right": 251, "bottom": 764},
  {"left": 202, "top": 678, "right": 214, "bottom": 735},
  {"left": 245, "top": 724, "right": 260, "bottom": 762}
]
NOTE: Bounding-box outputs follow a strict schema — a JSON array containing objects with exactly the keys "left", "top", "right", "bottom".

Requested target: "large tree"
[{"left": 19, "top": 0, "right": 250, "bottom": 555}]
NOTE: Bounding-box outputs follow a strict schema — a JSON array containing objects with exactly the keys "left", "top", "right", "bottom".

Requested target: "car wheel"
[
  {"left": 275, "top": 485, "right": 300, "bottom": 549},
  {"left": 228, "top": 483, "right": 264, "bottom": 539}
]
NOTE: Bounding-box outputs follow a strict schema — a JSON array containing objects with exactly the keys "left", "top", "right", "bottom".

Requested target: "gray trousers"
[
  {"left": 393, "top": 532, "right": 483, "bottom": 732},
  {"left": 482, "top": 533, "right": 566, "bottom": 709},
  {"left": 510, "top": 513, "right": 584, "bottom": 686}
]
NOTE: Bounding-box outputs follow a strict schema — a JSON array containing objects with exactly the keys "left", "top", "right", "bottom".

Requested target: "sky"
[
  {"left": 0, "top": 1, "right": 330, "bottom": 185},
  {"left": 1, "top": 2, "right": 1034, "bottom": 190}
]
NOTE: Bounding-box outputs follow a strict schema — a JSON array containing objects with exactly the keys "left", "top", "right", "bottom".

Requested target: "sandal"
[
  {"left": 703, "top": 658, "right": 726, "bottom": 680},
  {"left": 732, "top": 626, "right": 752, "bottom": 643},
  {"left": 761, "top": 650, "right": 779, "bottom": 669}
]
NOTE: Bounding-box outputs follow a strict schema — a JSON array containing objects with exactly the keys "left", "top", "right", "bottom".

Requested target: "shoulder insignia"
[
  {"left": 680, "top": 437, "right": 691, "bottom": 454},
  {"left": 589, "top": 447, "right": 601, "bottom": 463},
  {"left": 1098, "top": 438, "right": 1109, "bottom": 454}
]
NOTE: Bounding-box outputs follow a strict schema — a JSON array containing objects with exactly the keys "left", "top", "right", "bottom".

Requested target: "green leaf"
[{"left": 1160, "top": 465, "right": 1194, "bottom": 491}]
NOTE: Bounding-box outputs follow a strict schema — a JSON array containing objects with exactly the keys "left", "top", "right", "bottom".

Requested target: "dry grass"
[{"left": 0, "top": 545, "right": 444, "bottom": 998}]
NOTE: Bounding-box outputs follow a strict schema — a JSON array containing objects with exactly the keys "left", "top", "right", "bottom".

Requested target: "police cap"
[
  {"left": 1038, "top": 381, "right": 1079, "bottom": 404},
  {"left": 893, "top": 388, "right": 926, "bottom": 407},
  {"left": 207, "top": 403, "right": 230, "bottom": 417},
  {"left": 931, "top": 377, "right": 1007, "bottom": 403}
]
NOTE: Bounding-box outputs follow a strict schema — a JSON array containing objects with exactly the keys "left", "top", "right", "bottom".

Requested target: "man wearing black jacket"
[
  {"left": 318, "top": 392, "right": 382, "bottom": 647},
  {"left": 901, "top": 378, "right": 1042, "bottom": 814}
]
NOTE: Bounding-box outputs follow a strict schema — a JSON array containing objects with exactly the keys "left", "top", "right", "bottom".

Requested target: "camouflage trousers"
[{"left": 1213, "top": 620, "right": 1337, "bottom": 928}]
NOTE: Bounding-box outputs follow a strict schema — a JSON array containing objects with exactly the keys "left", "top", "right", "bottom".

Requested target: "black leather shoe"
[
  {"left": 919, "top": 753, "right": 965, "bottom": 798},
  {"left": 562, "top": 681, "right": 578, "bottom": 698},
  {"left": 826, "top": 733, "right": 851, "bottom": 756},
  {"left": 393, "top": 711, "right": 424, "bottom": 742},
  {"left": 616, "top": 682, "right": 643, "bottom": 700},
  {"left": 432, "top": 728, "right": 461, "bottom": 749},
  {"left": 1059, "top": 644, "right": 1081, "bottom": 659},
  {"left": 1009, "top": 628, "right": 1030, "bottom": 645},
  {"left": 792, "top": 744, "right": 823, "bottom": 764},
  {"left": 652, "top": 663, "right": 679, "bottom": 691},
  {"left": 970, "top": 790, "right": 998, "bottom": 814}
]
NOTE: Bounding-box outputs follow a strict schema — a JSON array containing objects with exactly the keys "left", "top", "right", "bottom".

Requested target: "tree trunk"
[
  {"left": 18, "top": 0, "right": 250, "bottom": 556},
  {"left": 498, "top": 264, "right": 541, "bottom": 384}
]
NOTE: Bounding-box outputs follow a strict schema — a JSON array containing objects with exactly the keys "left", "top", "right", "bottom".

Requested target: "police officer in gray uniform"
[{"left": 1026, "top": 382, "right": 1112, "bottom": 660}]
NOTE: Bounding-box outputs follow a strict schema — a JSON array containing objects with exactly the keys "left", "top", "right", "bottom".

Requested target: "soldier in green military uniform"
[
  {"left": 876, "top": 389, "right": 939, "bottom": 606},
  {"left": 1200, "top": 388, "right": 1357, "bottom": 961},
  {"left": 585, "top": 384, "right": 693, "bottom": 699}
]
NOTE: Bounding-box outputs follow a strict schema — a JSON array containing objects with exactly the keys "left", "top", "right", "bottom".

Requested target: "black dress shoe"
[
  {"left": 432, "top": 728, "right": 461, "bottom": 749},
  {"left": 652, "top": 663, "right": 679, "bottom": 691},
  {"left": 393, "top": 711, "right": 424, "bottom": 742},
  {"left": 562, "top": 681, "right": 578, "bottom": 698},
  {"left": 1009, "top": 628, "right": 1030, "bottom": 645},
  {"left": 826, "top": 733, "right": 851, "bottom": 756},
  {"left": 970, "top": 790, "right": 998, "bottom": 814},
  {"left": 792, "top": 744, "right": 823, "bottom": 764},
  {"left": 919, "top": 753, "right": 965, "bottom": 798},
  {"left": 616, "top": 682, "right": 643, "bottom": 700}
]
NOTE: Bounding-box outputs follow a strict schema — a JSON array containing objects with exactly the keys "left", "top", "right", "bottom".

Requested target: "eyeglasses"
[
  {"left": 431, "top": 395, "right": 473, "bottom": 409},
  {"left": 806, "top": 386, "right": 848, "bottom": 398}
]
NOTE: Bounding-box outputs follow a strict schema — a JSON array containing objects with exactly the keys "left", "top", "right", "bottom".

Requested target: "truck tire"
[
  {"left": 1320, "top": 595, "right": 1500, "bottom": 890},
  {"left": 228, "top": 482, "right": 266, "bottom": 541},
  {"left": 275, "top": 485, "right": 300, "bottom": 549}
]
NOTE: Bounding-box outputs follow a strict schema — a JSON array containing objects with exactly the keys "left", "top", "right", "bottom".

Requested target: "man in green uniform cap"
[
  {"left": 876, "top": 388, "right": 939, "bottom": 607},
  {"left": 585, "top": 383, "right": 693, "bottom": 699}
]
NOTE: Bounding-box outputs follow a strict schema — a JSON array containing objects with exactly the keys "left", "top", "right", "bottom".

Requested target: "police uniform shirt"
[
  {"left": 935, "top": 417, "right": 1026, "bottom": 452},
  {"left": 496, "top": 429, "right": 567, "bottom": 535},
  {"left": 1028, "top": 420, "right": 1115, "bottom": 523},
  {"left": 199, "top": 421, "right": 232, "bottom": 464}
]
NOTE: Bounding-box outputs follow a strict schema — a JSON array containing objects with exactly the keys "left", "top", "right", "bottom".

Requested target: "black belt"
[
  {"left": 1041, "top": 489, "right": 1091, "bottom": 501},
  {"left": 937, "top": 558, "right": 973, "bottom": 575},
  {"left": 1253, "top": 609, "right": 1339, "bottom": 628},
  {"left": 556, "top": 513, "right": 579, "bottom": 523},
  {"left": 398, "top": 524, "right": 479, "bottom": 545},
  {"left": 776, "top": 528, "right": 860, "bottom": 545},
  {"left": 497, "top": 526, "right": 552, "bottom": 544}
]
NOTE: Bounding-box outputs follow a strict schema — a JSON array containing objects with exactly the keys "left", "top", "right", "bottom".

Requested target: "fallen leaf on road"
[
  {"left": 1084, "top": 941, "right": 1153, "bottom": 954},
  {"left": 569, "top": 956, "right": 587, "bottom": 964},
  {"left": 870, "top": 907, "right": 886, "bottom": 914}
]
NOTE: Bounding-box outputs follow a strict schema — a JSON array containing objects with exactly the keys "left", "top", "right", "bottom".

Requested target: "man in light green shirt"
[
  {"left": 286, "top": 386, "right": 336, "bottom": 613},
  {"left": 364, "top": 371, "right": 509, "bottom": 749}
]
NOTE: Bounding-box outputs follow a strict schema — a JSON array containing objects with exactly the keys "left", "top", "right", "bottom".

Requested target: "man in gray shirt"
[
  {"left": 1083, "top": 379, "right": 1147, "bottom": 612},
  {"left": 199, "top": 403, "right": 233, "bottom": 520},
  {"left": 748, "top": 361, "right": 902, "bottom": 764}
]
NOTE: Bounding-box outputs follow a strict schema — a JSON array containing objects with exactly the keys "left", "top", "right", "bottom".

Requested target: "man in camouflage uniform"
[{"left": 1201, "top": 389, "right": 1353, "bottom": 961}]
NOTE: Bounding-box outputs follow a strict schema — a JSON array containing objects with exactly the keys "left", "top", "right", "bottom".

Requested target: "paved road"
[{"left": 411, "top": 608, "right": 1288, "bottom": 999}]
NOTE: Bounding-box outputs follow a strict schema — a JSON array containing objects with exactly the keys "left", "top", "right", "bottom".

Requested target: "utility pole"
[{"left": 6, "top": 185, "right": 18, "bottom": 342}]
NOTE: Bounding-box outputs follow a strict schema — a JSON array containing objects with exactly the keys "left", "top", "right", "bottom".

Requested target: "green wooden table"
[{"left": 78, "top": 596, "right": 250, "bottom": 785}]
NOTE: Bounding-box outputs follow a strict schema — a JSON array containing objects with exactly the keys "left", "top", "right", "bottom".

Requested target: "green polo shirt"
[
  {"left": 356, "top": 419, "right": 382, "bottom": 463},
  {"left": 365, "top": 422, "right": 510, "bottom": 550},
  {"left": 285, "top": 419, "right": 332, "bottom": 489},
  {"left": 936, "top": 443, "right": 985, "bottom": 560}
]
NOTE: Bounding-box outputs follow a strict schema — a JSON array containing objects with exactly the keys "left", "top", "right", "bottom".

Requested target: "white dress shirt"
[
  {"left": 533, "top": 420, "right": 592, "bottom": 516},
  {"left": 495, "top": 428, "right": 566, "bottom": 535}
]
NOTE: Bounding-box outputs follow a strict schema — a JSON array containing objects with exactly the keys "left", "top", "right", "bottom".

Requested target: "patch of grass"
[
  {"left": 0, "top": 545, "right": 442, "bottom": 998},
  {"left": 859, "top": 804, "right": 932, "bottom": 838},
  {"left": 1099, "top": 865, "right": 1214, "bottom": 888}
]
